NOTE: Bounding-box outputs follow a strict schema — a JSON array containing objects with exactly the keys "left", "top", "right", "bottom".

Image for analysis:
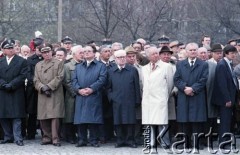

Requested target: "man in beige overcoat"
[
  {"left": 142, "top": 47, "right": 174, "bottom": 150},
  {"left": 34, "top": 44, "right": 65, "bottom": 147}
]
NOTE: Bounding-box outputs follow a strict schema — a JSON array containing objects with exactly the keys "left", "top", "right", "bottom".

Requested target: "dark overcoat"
[
  {"left": 26, "top": 54, "right": 42, "bottom": 114},
  {"left": 72, "top": 59, "right": 107, "bottom": 124},
  {"left": 107, "top": 64, "right": 141, "bottom": 125},
  {"left": 0, "top": 55, "right": 28, "bottom": 118},
  {"left": 174, "top": 58, "right": 208, "bottom": 122}
]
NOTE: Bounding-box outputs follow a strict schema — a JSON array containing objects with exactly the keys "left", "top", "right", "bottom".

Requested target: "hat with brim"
[
  {"left": 114, "top": 50, "right": 126, "bottom": 57},
  {"left": 33, "top": 38, "right": 44, "bottom": 47},
  {"left": 159, "top": 46, "right": 173, "bottom": 54},
  {"left": 211, "top": 43, "right": 223, "bottom": 52},
  {"left": 1, "top": 39, "right": 15, "bottom": 49},
  {"left": 125, "top": 46, "right": 137, "bottom": 54},
  {"left": 169, "top": 41, "right": 179, "bottom": 48},
  {"left": 158, "top": 35, "right": 170, "bottom": 44},
  {"left": 61, "top": 36, "right": 73, "bottom": 44},
  {"left": 228, "top": 39, "right": 236, "bottom": 44},
  {"left": 40, "top": 47, "right": 51, "bottom": 53}
]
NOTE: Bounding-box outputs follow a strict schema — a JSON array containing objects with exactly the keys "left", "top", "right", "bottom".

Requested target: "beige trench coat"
[
  {"left": 34, "top": 58, "right": 65, "bottom": 120},
  {"left": 142, "top": 60, "right": 174, "bottom": 125}
]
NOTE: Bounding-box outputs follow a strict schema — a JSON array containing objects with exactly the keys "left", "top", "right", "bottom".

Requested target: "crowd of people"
[{"left": 0, "top": 31, "right": 240, "bottom": 151}]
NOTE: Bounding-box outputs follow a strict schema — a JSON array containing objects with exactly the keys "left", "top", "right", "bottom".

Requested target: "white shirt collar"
[
  {"left": 118, "top": 65, "right": 125, "bottom": 70},
  {"left": 101, "top": 60, "right": 110, "bottom": 65},
  {"left": 188, "top": 58, "right": 196, "bottom": 66},
  {"left": 6, "top": 55, "right": 15, "bottom": 65},
  {"left": 224, "top": 57, "right": 233, "bottom": 72}
]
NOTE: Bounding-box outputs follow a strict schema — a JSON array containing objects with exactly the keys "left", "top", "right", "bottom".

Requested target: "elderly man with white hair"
[
  {"left": 62, "top": 45, "right": 84, "bottom": 144},
  {"left": 20, "top": 45, "right": 31, "bottom": 59},
  {"left": 107, "top": 49, "right": 141, "bottom": 148},
  {"left": 142, "top": 47, "right": 174, "bottom": 150}
]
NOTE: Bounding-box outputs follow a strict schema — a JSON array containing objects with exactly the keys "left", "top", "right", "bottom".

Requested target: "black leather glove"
[
  {"left": 2, "top": 83, "right": 13, "bottom": 92},
  {"left": 44, "top": 90, "right": 52, "bottom": 97},
  {"left": 41, "top": 85, "right": 50, "bottom": 93}
]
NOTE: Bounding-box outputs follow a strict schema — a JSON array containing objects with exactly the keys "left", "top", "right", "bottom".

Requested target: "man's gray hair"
[
  {"left": 146, "top": 46, "right": 159, "bottom": 57},
  {"left": 99, "top": 45, "right": 111, "bottom": 53},
  {"left": 111, "top": 42, "right": 123, "bottom": 49},
  {"left": 71, "top": 45, "right": 83, "bottom": 55},
  {"left": 185, "top": 42, "right": 199, "bottom": 51},
  {"left": 197, "top": 47, "right": 207, "bottom": 53}
]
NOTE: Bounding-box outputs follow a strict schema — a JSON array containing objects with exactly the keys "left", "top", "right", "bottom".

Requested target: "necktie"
[
  {"left": 152, "top": 63, "right": 156, "bottom": 71},
  {"left": 190, "top": 60, "right": 194, "bottom": 67},
  {"left": 230, "top": 62, "right": 234, "bottom": 72},
  {"left": 106, "top": 62, "right": 109, "bottom": 66}
]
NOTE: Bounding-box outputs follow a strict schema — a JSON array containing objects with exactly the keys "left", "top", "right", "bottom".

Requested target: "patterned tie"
[{"left": 152, "top": 63, "right": 156, "bottom": 71}]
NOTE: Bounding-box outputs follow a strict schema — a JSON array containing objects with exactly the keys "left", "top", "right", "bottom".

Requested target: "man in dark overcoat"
[
  {"left": 108, "top": 49, "right": 141, "bottom": 148},
  {"left": 174, "top": 42, "right": 208, "bottom": 150},
  {"left": 72, "top": 45, "right": 107, "bottom": 147},
  {"left": 212, "top": 45, "right": 239, "bottom": 149},
  {"left": 0, "top": 39, "right": 28, "bottom": 146},
  {"left": 25, "top": 44, "right": 43, "bottom": 139}
]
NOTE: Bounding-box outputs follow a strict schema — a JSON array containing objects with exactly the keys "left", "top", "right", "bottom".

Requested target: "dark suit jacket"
[{"left": 212, "top": 58, "right": 239, "bottom": 106}]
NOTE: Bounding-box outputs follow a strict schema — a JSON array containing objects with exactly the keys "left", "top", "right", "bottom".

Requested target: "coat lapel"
[
  {"left": 183, "top": 59, "right": 190, "bottom": 69},
  {"left": 41, "top": 60, "right": 54, "bottom": 73},
  {"left": 6, "top": 55, "right": 18, "bottom": 72},
  {"left": 222, "top": 59, "right": 232, "bottom": 76},
  {"left": 183, "top": 58, "right": 200, "bottom": 72},
  {"left": 191, "top": 58, "right": 200, "bottom": 71},
  {"left": 222, "top": 59, "right": 239, "bottom": 89}
]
